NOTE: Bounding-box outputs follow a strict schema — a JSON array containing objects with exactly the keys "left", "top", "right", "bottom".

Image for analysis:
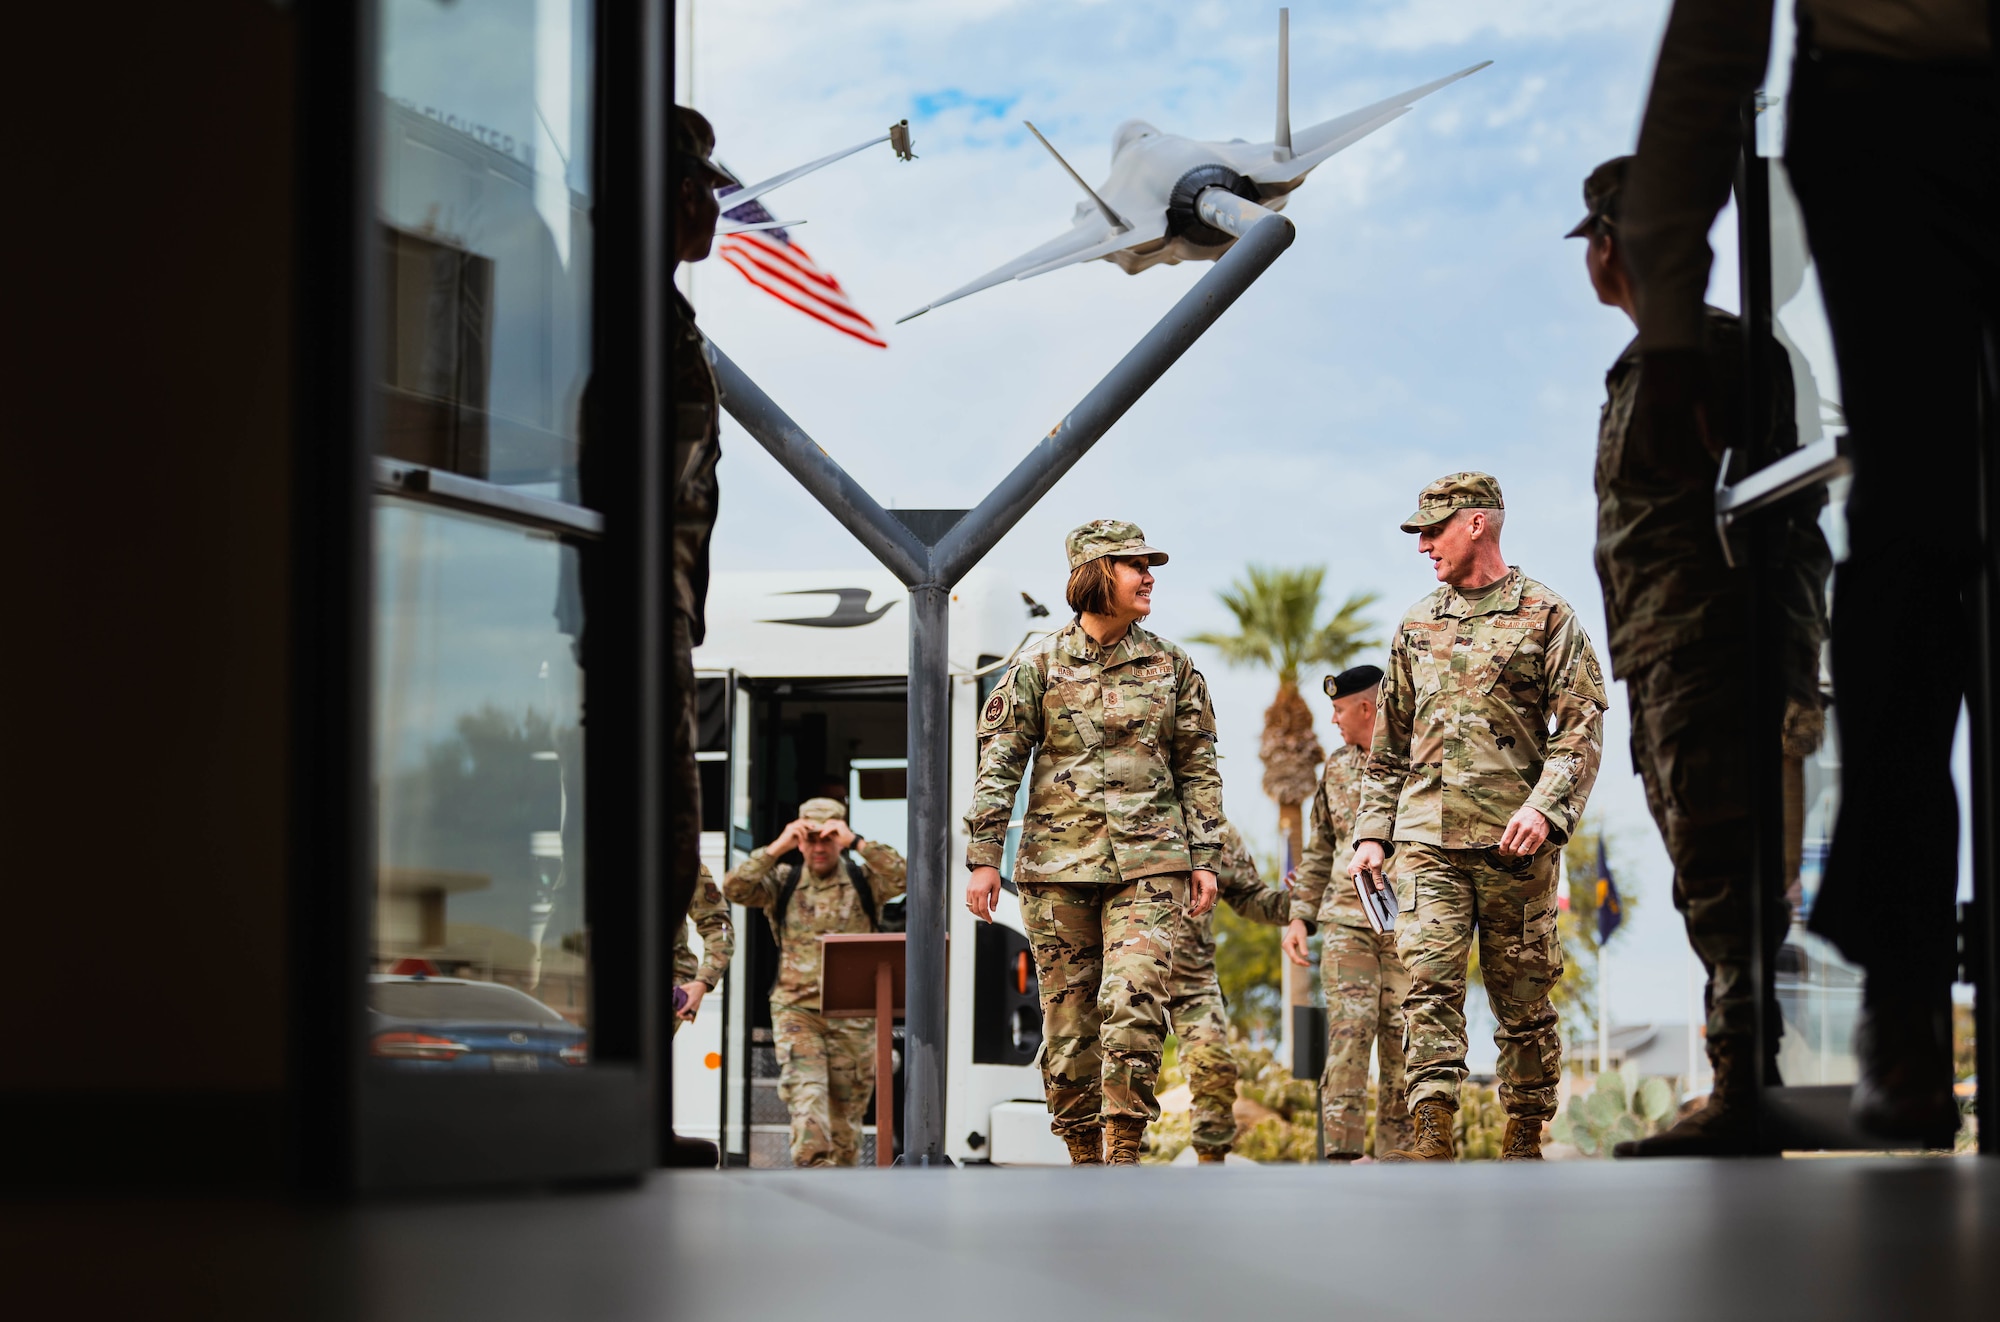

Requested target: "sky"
[{"left": 679, "top": 0, "right": 1739, "bottom": 1026}]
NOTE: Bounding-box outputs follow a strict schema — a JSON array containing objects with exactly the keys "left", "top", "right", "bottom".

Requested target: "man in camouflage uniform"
[
  {"left": 671, "top": 864, "right": 734, "bottom": 1036},
  {"left": 662, "top": 106, "right": 728, "bottom": 1167},
  {"left": 1281, "top": 664, "right": 1412, "bottom": 1160},
  {"left": 1351, "top": 473, "right": 1606, "bottom": 1162},
  {"left": 964, "top": 520, "right": 1224, "bottom": 1164},
  {"left": 722, "top": 798, "right": 907, "bottom": 1167},
  {"left": 1169, "top": 822, "right": 1291, "bottom": 1163},
  {"left": 1570, "top": 158, "right": 1832, "bottom": 1155}
]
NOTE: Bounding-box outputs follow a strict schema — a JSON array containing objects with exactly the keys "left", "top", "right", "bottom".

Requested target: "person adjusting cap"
[
  {"left": 797, "top": 796, "right": 847, "bottom": 823},
  {"left": 1565, "top": 155, "right": 1631, "bottom": 239},
  {"left": 673, "top": 105, "right": 733, "bottom": 187},
  {"left": 1399, "top": 472, "right": 1504, "bottom": 534},
  {"left": 1324, "top": 664, "right": 1385, "bottom": 700},
  {"left": 1065, "top": 519, "right": 1169, "bottom": 569}
]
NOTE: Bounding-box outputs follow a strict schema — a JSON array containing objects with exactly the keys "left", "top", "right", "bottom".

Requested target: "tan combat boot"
[
  {"left": 1383, "top": 1099, "right": 1456, "bottom": 1162},
  {"left": 1104, "top": 1116, "right": 1147, "bottom": 1165},
  {"left": 1196, "top": 1148, "right": 1227, "bottom": 1165},
  {"left": 1062, "top": 1126, "right": 1105, "bottom": 1165},
  {"left": 1499, "top": 1116, "right": 1545, "bottom": 1161}
]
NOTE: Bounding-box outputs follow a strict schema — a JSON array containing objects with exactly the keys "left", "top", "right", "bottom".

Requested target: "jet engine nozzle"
[{"left": 1165, "top": 164, "right": 1261, "bottom": 247}]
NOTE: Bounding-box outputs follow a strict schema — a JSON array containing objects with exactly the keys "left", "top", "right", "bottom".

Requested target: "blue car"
[{"left": 369, "top": 974, "right": 587, "bottom": 1071}]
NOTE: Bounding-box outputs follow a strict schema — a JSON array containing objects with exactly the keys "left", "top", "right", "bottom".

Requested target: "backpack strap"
[
  {"left": 846, "top": 856, "right": 879, "bottom": 933},
  {"left": 768, "top": 863, "right": 801, "bottom": 943}
]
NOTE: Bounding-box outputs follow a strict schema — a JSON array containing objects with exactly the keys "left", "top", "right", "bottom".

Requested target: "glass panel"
[
  {"left": 1760, "top": 4, "right": 1861, "bottom": 1083},
  {"left": 376, "top": 0, "right": 595, "bottom": 500},
  {"left": 372, "top": 498, "right": 588, "bottom": 1070}
]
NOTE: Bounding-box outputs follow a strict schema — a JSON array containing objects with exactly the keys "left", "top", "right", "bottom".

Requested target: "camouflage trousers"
[
  {"left": 666, "top": 612, "right": 702, "bottom": 973},
  {"left": 1167, "top": 981, "right": 1237, "bottom": 1155},
  {"left": 1320, "top": 922, "right": 1411, "bottom": 1157},
  {"left": 1626, "top": 639, "right": 1791, "bottom": 1076},
  {"left": 772, "top": 1005, "right": 876, "bottom": 1167},
  {"left": 1395, "top": 843, "right": 1563, "bottom": 1119},
  {"left": 1018, "top": 873, "right": 1185, "bottom": 1136}
]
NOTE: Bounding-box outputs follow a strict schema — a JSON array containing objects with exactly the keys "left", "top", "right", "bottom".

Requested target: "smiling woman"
[{"left": 963, "top": 519, "right": 1225, "bottom": 1164}]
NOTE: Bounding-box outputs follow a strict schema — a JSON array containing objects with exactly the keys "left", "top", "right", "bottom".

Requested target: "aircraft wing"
[
  {"left": 1248, "top": 61, "right": 1490, "bottom": 187},
  {"left": 897, "top": 213, "right": 1167, "bottom": 323}
]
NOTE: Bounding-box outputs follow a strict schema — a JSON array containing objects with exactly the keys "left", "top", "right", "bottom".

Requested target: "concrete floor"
[{"left": 11, "top": 1159, "right": 2000, "bottom": 1320}]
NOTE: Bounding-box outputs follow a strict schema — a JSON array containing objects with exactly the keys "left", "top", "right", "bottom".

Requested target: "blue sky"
[{"left": 680, "top": 0, "right": 1735, "bottom": 1025}]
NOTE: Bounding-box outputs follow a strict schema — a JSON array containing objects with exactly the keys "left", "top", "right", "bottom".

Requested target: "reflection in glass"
[
  {"left": 372, "top": 499, "right": 587, "bottom": 1068},
  {"left": 376, "top": 0, "right": 596, "bottom": 498}
]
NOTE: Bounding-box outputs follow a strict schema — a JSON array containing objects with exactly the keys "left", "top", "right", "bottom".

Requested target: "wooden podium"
[{"left": 820, "top": 933, "right": 906, "bottom": 1168}]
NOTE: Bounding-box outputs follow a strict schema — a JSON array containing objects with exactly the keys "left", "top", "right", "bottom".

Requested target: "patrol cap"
[
  {"left": 797, "top": 797, "right": 848, "bottom": 824},
  {"left": 1323, "top": 664, "right": 1384, "bottom": 700},
  {"left": 1565, "top": 155, "right": 1632, "bottom": 239},
  {"left": 673, "top": 105, "right": 733, "bottom": 187},
  {"left": 1400, "top": 471, "right": 1504, "bottom": 534},
  {"left": 1065, "top": 519, "right": 1169, "bottom": 570}
]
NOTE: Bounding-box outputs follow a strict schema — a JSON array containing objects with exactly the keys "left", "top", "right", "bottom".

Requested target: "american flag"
[{"left": 715, "top": 186, "right": 887, "bottom": 349}]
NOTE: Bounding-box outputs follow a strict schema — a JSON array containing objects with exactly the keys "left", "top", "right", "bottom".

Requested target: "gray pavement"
[{"left": 9, "top": 1158, "right": 1999, "bottom": 1319}]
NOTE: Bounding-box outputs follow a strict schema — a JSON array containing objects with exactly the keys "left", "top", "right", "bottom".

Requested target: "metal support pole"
[
  {"left": 903, "top": 583, "right": 952, "bottom": 1162},
  {"left": 708, "top": 207, "right": 1295, "bottom": 1161}
]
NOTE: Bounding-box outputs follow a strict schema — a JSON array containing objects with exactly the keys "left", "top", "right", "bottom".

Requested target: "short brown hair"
[{"left": 1065, "top": 557, "right": 1118, "bottom": 616}]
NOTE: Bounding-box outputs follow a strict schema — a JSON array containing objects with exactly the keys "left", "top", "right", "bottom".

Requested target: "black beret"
[{"left": 1324, "top": 664, "right": 1384, "bottom": 700}]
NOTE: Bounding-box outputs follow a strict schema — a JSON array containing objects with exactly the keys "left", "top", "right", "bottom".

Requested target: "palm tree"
[{"left": 1190, "top": 565, "right": 1378, "bottom": 874}]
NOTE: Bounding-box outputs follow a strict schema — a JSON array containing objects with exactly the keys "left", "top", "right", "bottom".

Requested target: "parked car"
[{"left": 369, "top": 974, "right": 587, "bottom": 1071}]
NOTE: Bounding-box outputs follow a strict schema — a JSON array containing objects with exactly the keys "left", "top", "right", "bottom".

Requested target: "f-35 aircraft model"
[{"left": 897, "top": 9, "right": 1488, "bottom": 323}]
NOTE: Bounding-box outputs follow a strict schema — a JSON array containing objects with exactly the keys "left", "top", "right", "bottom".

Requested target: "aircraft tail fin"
[
  {"left": 1024, "top": 121, "right": 1131, "bottom": 234},
  {"left": 1275, "top": 7, "right": 1291, "bottom": 162}
]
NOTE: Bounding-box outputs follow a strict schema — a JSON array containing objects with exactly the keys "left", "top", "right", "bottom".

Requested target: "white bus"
[{"left": 676, "top": 568, "right": 1068, "bottom": 1166}]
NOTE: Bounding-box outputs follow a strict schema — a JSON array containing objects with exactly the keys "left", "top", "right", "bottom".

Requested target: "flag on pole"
[
  {"left": 1593, "top": 836, "right": 1623, "bottom": 944},
  {"left": 715, "top": 186, "right": 887, "bottom": 348}
]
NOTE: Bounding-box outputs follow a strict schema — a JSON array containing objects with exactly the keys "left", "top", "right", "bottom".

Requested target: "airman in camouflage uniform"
[
  {"left": 1169, "top": 823, "right": 1291, "bottom": 1162},
  {"left": 1570, "top": 159, "right": 1834, "bottom": 1155},
  {"left": 1284, "top": 665, "right": 1412, "bottom": 1160},
  {"left": 965, "top": 521, "right": 1225, "bottom": 1164},
  {"left": 722, "top": 798, "right": 907, "bottom": 1167},
  {"left": 671, "top": 864, "right": 734, "bottom": 1036},
  {"left": 667, "top": 107, "right": 727, "bottom": 983},
  {"left": 659, "top": 107, "right": 730, "bottom": 1169},
  {"left": 1353, "top": 474, "right": 1606, "bottom": 1162}
]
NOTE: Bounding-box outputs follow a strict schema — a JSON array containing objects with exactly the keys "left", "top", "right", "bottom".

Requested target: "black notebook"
[{"left": 1350, "top": 867, "right": 1397, "bottom": 935}]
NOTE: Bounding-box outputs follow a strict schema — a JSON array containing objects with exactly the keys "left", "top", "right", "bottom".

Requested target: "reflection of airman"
[
  {"left": 963, "top": 521, "right": 1225, "bottom": 1165},
  {"left": 1570, "top": 157, "right": 1832, "bottom": 1156},
  {"left": 671, "top": 865, "right": 733, "bottom": 1035},
  {"left": 722, "top": 798, "right": 907, "bottom": 1167},
  {"left": 663, "top": 104, "right": 732, "bottom": 1169},
  {"left": 1282, "top": 665, "right": 1410, "bottom": 1160},
  {"left": 1352, "top": 474, "right": 1606, "bottom": 1162},
  {"left": 1167, "top": 824, "right": 1290, "bottom": 1163}
]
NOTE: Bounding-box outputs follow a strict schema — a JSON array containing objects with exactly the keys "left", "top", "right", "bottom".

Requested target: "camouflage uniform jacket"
[
  {"left": 672, "top": 864, "right": 734, "bottom": 989},
  {"left": 672, "top": 289, "right": 721, "bottom": 645},
  {"left": 1596, "top": 306, "right": 1830, "bottom": 693},
  {"left": 1170, "top": 824, "right": 1291, "bottom": 987},
  {"left": 721, "top": 842, "right": 908, "bottom": 1011},
  {"left": 965, "top": 620, "right": 1225, "bottom": 884},
  {"left": 1354, "top": 569, "right": 1607, "bottom": 852},
  {"left": 1289, "top": 742, "right": 1371, "bottom": 931}
]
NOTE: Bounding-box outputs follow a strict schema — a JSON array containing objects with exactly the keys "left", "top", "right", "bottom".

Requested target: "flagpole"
[{"left": 1597, "top": 942, "right": 1608, "bottom": 1076}]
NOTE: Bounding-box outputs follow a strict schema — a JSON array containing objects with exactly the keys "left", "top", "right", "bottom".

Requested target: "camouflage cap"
[
  {"left": 1400, "top": 472, "right": 1504, "bottom": 533},
  {"left": 797, "top": 797, "right": 848, "bottom": 824},
  {"left": 673, "top": 105, "right": 733, "bottom": 187},
  {"left": 1065, "top": 519, "right": 1169, "bottom": 570},
  {"left": 1565, "top": 155, "right": 1632, "bottom": 239}
]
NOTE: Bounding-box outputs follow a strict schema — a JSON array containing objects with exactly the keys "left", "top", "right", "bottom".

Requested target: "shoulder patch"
[{"left": 980, "top": 687, "right": 1010, "bottom": 732}]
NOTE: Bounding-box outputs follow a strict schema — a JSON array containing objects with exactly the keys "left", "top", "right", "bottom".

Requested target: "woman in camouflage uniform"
[{"left": 964, "top": 520, "right": 1225, "bottom": 1165}]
